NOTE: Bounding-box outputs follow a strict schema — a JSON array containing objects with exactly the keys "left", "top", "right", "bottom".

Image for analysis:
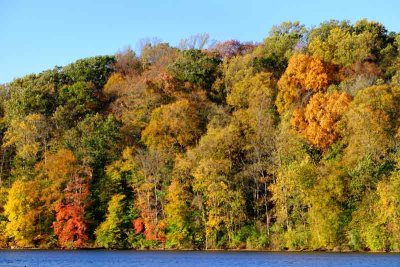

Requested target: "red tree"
[
  {"left": 53, "top": 167, "right": 92, "bottom": 248},
  {"left": 132, "top": 218, "right": 144, "bottom": 234}
]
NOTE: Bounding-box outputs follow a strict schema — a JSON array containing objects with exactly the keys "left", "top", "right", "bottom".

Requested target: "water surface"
[{"left": 0, "top": 250, "right": 399, "bottom": 267}]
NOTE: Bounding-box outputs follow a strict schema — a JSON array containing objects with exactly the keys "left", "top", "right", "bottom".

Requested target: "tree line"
[{"left": 0, "top": 19, "right": 400, "bottom": 251}]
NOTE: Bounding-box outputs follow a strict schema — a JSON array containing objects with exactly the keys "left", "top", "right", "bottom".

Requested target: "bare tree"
[
  {"left": 136, "top": 37, "right": 163, "bottom": 55},
  {"left": 179, "top": 33, "right": 210, "bottom": 50}
]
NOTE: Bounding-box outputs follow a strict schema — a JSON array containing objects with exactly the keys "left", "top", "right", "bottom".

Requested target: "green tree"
[
  {"left": 61, "top": 114, "right": 122, "bottom": 225},
  {"left": 61, "top": 114, "right": 122, "bottom": 171},
  {"left": 5, "top": 74, "right": 56, "bottom": 122},
  {"left": 63, "top": 56, "right": 115, "bottom": 89},
  {"left": 168, "top": 49, "right": 221, "bottom": 91},
  {"left": 95, "top": 194, "right": 127, "bottom": 248},
  {"left": 253, "top": 21, "right": 307, "bottom": 77},
  {"left": 53, "top": 81, "right": 100, "bottom": 129}
]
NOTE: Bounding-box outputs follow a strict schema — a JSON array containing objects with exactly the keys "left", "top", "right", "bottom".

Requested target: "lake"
[{"left": 0, "top": 250, "right": 399, "bottom": 267}]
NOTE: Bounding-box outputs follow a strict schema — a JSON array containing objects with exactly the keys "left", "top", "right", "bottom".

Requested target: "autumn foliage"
[
  {"left": 53, "top": 167, "right": 92, "bottom": 248},
  {"left": 291, "top": 92, "right": 352, "bottom": 149},
  {"left": 141, "top": 99, "right": 204, "bottom": 152},
  {"left": 276, "top": 54, "right": 335, "bottom": 114},
  {"left": 1, "top": 19, "right": 400, "bottom": 252},
  {"left": 133, "top": 218, "right": 144, "bottom": 234}
]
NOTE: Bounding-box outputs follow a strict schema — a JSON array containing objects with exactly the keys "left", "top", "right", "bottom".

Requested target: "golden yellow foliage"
[
  {"left": 4, "top": 179, "right": 41, "bottom": 247},
  {"left": 3, "top": 114, "right": 49, "bottom": 162},
  {"left": 141, "top": 99, "right": 203, "bottom": 152},
  {"left": 343, "top": 85, "right": 400, "bottom": 162},
  {"left": 35, "top": 149, "right": 77, "bottom": 210},
  {"left": 227, "top": 72, "right": 275, "bottom": 109},
  {"left": 165, "top": 177, "right": 193, "bottom": 248},
  {"left": 103, "top": 73, "right": 126, "bottom": 97},
  {"left": 309, "top": 27, "right": 375, "bottom": 67}
]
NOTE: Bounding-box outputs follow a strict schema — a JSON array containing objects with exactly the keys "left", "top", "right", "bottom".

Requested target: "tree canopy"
[{"left": 0, "top": 19, "right": 400, "bottom": 251}]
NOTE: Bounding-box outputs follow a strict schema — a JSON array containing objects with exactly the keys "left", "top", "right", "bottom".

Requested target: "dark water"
[{"left": 0, "top": 250, "right": 399, "bottom": 267}]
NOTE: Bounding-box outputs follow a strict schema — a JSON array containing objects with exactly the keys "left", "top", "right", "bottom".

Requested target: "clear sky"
[{"left": 1, "top": 0, "right": 399, "bottom": 83}]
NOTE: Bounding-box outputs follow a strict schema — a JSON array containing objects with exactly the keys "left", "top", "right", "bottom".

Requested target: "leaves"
[
  {"left": 0, "top": 18, "right": 400, "bottom": 252},
  {"left": 276, "top": 54, "right": 335, "bottom": 114},
  {"left": 63, "top": 56, "right": 115, "bottom": 89},
  {"left": 95, "top": 194, "right": 126, "bottom": 248},
  {"left": 291, "top": 92, "right": 352, "bottom": 149},
  {"left": 4, "top": 179, "right": 41, "bottom": 247},
  {"left": 142, "top": 99, "right": 204, "bottom": 152},
  {"left": 168, "top": 49, "right": 221, "bottom": 90},
  {"left": 53, "top": 166, "right": 92, "bottom": 248}
]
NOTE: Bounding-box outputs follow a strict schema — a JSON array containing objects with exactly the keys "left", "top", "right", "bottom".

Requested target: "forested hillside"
[{"left": 1, "top": 19, "right": 400, "bottom": 251}]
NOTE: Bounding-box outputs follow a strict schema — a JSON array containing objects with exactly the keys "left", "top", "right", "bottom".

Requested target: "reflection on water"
[{"left": 0, "top": 250, "right": 399, "bottom": 267}]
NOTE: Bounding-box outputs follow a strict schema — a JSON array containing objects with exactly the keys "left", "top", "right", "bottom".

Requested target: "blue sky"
[{"left": 1, "top": 0, "right": 399, "bottom": 83}]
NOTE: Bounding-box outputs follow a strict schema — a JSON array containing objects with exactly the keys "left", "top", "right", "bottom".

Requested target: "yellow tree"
[
  {"left": 4, "top": 179, "right": 41, "bottom": 247},
  {"left": 227, "top": 72, "right": 276, "bottom": 109},
  {"left": 308, "top": 20, "right": 392, "bottom": 68},
  {"left": 269, "top": 116, "right": 314, "bottom": 249},
  {"left": 306, "top": 163, "right": 346, "bottom": 249},
  {"left": 343, "top": 85, "right": 400, "bottom": 250},
  {"left": 372, "top": 169, "right": 400, "bottom": 250},
  {"left": 101, "top": 147, "right": 136, "bottom": 207},
  {"left": 190, "top": 124, "right": 246, "bottom": 248},
  {"left": 36, "top": 149, "right": 77, "bottom": 211},
  {"left": 193, "top": 157, "right": 245, "bottom": 249},
  {"left": 142, "top": 99, "right": 203, "bottom": 153},
  {"left": 228, "top": 72, "right": 277, "bottom": 234},
  {"left": 103, "top": 73, "right": 126, "bottom": 99},
  {"left": 342, "top": 85, "right": 400, "bottom": 163},
  {"left": 165, "top": 176, "right": 193, "bottom": 248},
  {"left": 3, "top": 113, "right": 50, "bottom": 167},
  {"left": 164, "top": 152, "right": 199, "bottom": 248},
  {"left": 351, "top": 155, "right": 400, "bottom": 251},
  {"left": 34, "top": 149, "right": 77, "bottom": 238},
  {"left": 217, "top": 53, "right": 256, "bottom": 98},
  {"left": 309, "top": 27, "right": 373, "bottom": 67}
]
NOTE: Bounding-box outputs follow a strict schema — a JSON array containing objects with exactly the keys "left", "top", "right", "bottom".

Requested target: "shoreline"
[{"left": 0, "top": 248, "right": 398, "bottom": 253}]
